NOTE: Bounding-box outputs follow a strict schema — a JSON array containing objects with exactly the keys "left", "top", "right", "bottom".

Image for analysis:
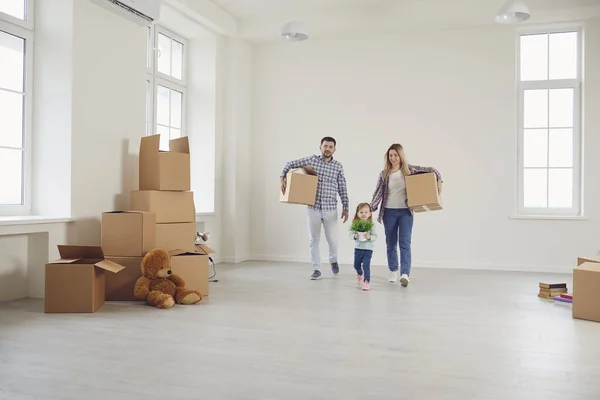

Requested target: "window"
[
  {"left": 146, "top": 25, "right": 187, "bottom": 151},
  {"left": 0, "top": 0, "right": 33, "bottom": 215},
  {"left": 517, "top": 28, "right": 582, "bottom": 216}
]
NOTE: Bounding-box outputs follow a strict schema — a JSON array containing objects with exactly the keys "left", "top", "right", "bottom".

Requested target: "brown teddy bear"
[{"left": 134, "top": 248, "right": 202, "bottom": 308}]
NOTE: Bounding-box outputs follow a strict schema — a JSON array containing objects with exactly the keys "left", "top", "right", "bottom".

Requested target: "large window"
[
  {"left": 0, "top": 0, "right": 33, "bottom": 215},
  {"left": 146, "top": 25, "right": 187, "bottom": 152},
  {"left": 517, "top": 28, "right": 582, "bottom": 216}
]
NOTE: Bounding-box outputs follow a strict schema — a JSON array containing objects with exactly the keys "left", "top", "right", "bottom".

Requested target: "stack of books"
[{"left": 538, "top": 282, "right": 568, "bottom": 299}]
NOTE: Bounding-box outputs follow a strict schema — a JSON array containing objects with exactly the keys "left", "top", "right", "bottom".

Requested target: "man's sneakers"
[
  {"left": 388, "top": 271, "right": 398, "bottom": 283},
  {"left": 400, "top": 274, "right": 410, "bottom": 287},
  {"left": 310, "top": 270, "right": 322, "bottom": 280},
  {"left": 331, "top": 262, "right": 339, "bottom": 275}
]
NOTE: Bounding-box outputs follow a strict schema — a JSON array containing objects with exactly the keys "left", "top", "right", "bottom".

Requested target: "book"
[{"left": 539, "top": 282, "right": 568, "bottom": 289}]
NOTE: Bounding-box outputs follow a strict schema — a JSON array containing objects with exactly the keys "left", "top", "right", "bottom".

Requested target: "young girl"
[{"left": 350, "top": 203, "right": 378, "bottom": 291}]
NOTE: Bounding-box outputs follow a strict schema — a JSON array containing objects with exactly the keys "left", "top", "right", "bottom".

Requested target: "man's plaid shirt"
[{"left": 281, "top": 154, "right": 349, "bottom": 212}]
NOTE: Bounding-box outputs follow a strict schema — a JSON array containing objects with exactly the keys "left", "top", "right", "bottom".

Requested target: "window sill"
[
  {"left": 196, "top": 212, "right": 216, "bottom": 218},
  {"left": 0, "top": 215, "right": 74, "bottom": 226},
  {"left": 509, "top": 215, "right": 589, "bottom": 221}
]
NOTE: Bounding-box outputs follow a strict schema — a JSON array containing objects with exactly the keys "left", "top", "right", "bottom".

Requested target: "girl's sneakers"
[
  {"left": 362, "top": 281, "right": 370, "bottom": 291},
  {"left": 357, "top": 274, "right": 364, "bottom": 287}
]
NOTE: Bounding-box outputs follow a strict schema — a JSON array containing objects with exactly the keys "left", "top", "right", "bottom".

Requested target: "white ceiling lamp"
[
  {"left": 495, "top": 0, "right": 531, "bottom": 24},
  {"left": 281, "top": 21, "right": 308, "bottom": 41}
]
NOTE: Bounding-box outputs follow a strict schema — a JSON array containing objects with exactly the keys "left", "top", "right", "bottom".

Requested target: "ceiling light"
[
  {"left": 281, "top": 21, "right": 308, "bottom": 41},
  {"left": 495, "top": 0, "right": 531, "bottom": 24}
]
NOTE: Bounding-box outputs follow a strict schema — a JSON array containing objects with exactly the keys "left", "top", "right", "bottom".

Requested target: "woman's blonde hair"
[
  {"left": 353, "top": 203, "right": 373, "bottom": 223},
  {"left": 384, "top": 143, "right": 410, "bottom": 179}
]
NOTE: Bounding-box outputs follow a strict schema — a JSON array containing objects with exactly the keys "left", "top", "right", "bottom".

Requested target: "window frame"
[
  {"left": 0, "top": 0, "right": 34, "bottom": 30},
  {"left": 515, "top": 24, "right": 584, "bottom": 217},
  {"left": 146, "top": 24, "right": 188, "bottom": 145},
  {"left": 0, "top": 14, "right": 34, "bottom": 216}
]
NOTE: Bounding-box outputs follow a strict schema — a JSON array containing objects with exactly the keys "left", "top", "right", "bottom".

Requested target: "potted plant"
[{"left": 350, "top": 219, "right": 374, "bottom": 241}]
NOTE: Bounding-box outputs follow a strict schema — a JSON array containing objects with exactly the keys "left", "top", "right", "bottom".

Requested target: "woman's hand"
[{"left": 437, "top": 181, "right": 443, "bottom": 195}]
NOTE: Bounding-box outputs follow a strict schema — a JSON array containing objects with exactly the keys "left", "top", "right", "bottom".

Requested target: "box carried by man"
[{"left": 279, "top": 167, "right": 318, "bottom": 206}]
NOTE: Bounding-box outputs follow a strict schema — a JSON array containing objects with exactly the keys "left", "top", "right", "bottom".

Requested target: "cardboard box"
[
  {"left": 573, "top": 257, "right": 600, "bottom": 323},
  {"left": 101, "top": 211, "right": 156, "bottom": 256},
  {"left": 279, "top": 167, "right": 318, "bottom": 206},
  {"left": 156, "top": 222, "right": 196, "bottom": 251},
  {"left": 105, "top": 256, "right": 143, "bottom": 301},
  {"left": 405, "top": 172, "right": 442, "bottom": 213},
  {"left": 139, "top": 134, "right": 191, "bottom": 191},
  {"left": 45, "top": 245, "right": 125, "bottom": 313},
  {"left": 170, "top": 245, "right": 215, "bottom": 296},
  {"left": 130, "top": 190, "right": 195, "bottom": 223}
]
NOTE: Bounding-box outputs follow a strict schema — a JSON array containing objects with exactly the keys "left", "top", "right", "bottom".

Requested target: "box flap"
[
  {"left": 290, "top": 166, "right": 317, "bottom": 176},
  {"left": 94, "top": 259, "right": 126, "bottom": 274},
  {"left": 58, "top": 245, "right": 105, "bottom": 260},
  {"left": 577, "top": 257, "right": 600, "bottom": 266},
  {"left": 576, "top": 262, "right": 600, "bottom": 273},
  {"left": 140, "top": 134, "right": 160, "bottom": 154},
  {"left": 170, "top": 137, "right": 190, "bottom": 154},
  {"left": 169, "top": 249, "right": 199, "bottom": 257},
  {"left": 195, "top": 244, "right": 215, "bottom": 255},
  {"left": 47, "top": 258, "right": 83, "bottom": 264}
]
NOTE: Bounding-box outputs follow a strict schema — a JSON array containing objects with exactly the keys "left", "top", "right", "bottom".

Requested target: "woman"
[{"left": 370, "top": 144, "right": 443, "bottom": 287}]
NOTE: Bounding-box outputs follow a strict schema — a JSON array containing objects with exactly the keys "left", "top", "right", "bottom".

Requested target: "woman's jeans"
[{"left": 383, "top": 208, "right": 414, "bottom": 275}]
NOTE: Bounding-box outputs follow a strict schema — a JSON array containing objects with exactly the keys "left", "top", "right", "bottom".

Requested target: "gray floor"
[{"left": 0, "top": 262, "right": 599, "bottom": 400}]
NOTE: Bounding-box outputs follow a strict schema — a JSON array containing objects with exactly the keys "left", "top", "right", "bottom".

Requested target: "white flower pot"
[{"left": 357, "top": 232, "right": 368, "bottom": 242}]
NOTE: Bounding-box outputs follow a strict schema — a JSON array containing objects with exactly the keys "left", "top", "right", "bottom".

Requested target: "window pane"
[
  {"left": 0, "top": 148, "right": 23, "bottom": 205},
  {"left": 0, "top": 30, "right": 25, "bottom": 92},
  {"left": 0, "top": 89, "right": 23, "bottom": 148},
  {"left": 170, "top": 128, "right": 182, "bottom": 140},
  {"left": 156, "top": 125, "right": 170, "bottom": 151},
  {"left": 524, "top": 129, "right": 548, "bottom": 168},
  {"left": 549, "top": 32, "right": 578, "bottom": 80},
  {"left": 156, "top": 84, "right": 170, "bottom": 126},
  {"left": 520, "top": 34, "right": 548, "bottom": 81},
  {"left": 172, "top": 40, "right": 183, "bottom": 80},
  {"left": 548, "top": 168, "right": 572, "bottom": 208},
  {"left": 146, "top": 26, "right": 152, "bottom": 69},
  {"left": 170, "top": 90, "right": 182, "bottom": 129},
  {"left": 157, "top": 33, "right": 172, "bottom": 76},
  {"left": 549, "top": 88, "right": 574, "bottom": 128},
  {"left": 0, "top": 0, "right": 25, "bottom": 20},
  {"left": 524, "top": 90, "right": 548, "bottom": 128},
  {"left": 549, "top": 129, "right": 573, "bottom": 168},
  {"left": 524, "top": 169, "right": 548, "bottom": 208}
]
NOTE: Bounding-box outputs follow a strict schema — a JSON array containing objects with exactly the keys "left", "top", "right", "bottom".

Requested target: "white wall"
[{"left": 250, "top": 21, "right": 600, "bottom": 273}]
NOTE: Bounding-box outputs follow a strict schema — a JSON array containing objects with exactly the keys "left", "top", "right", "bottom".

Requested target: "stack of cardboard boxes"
[{"left": 44, "top": 134, "right": 214, "bottom": 313}]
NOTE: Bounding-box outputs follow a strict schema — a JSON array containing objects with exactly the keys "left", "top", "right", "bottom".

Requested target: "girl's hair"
[
  {"left": 353, "top": 202, "right": 373, "bottom": 223},
  {"left": 384, "top": 143, "right": 410, "bottom": 179}
]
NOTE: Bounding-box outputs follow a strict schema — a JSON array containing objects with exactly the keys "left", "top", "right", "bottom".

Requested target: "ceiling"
[{"left": 182, "top": 0, "right": 600, "bottom": 42}]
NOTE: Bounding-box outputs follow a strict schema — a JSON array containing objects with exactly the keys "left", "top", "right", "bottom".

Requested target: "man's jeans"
[{"left": 307, "top": 208, "right": 338, "bottom": 272}]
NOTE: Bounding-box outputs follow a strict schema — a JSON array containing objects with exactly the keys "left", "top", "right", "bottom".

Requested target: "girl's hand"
[
  {"left": 354, "top": 233, "right": 359, "bottom": 240},
  {"left": 365, "top": 233, "right": 371, "bottom": 240}
]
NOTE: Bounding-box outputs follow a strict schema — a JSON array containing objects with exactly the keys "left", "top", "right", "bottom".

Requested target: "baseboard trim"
[{"left": 249, "top": 254, "right": 573, "bottom": 274}]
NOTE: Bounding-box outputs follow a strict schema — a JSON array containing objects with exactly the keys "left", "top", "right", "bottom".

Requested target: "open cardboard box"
[
  {"left": 405, "top": 172, "right": 442, "bottom": 213},
  {"left": 280, "top": 166, "right": 318, "bottom": 206},
  {"left": 45, "top": 245, "right": 125, "bottom": 313},
  {"left": 169, "top": 244, "right": 215, "bottom": 296},
  {"left": 139, "top": 134, "right": 191, "bottom": 191}
]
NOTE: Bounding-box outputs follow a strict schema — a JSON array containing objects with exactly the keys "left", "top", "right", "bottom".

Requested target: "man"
[{"left": 280, "top": 137, "right": 350, "bottom": 280}]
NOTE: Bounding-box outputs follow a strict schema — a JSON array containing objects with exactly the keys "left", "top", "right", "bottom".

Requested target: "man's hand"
[
  {"left": 437, "top": 181, "right": 443, "bottom": 195},
  {"left": 281, "top": 177, "right": 287, "bottom": 195},
  {"left": 341, "top": 210, "right": 349, "bottom": 223}
]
